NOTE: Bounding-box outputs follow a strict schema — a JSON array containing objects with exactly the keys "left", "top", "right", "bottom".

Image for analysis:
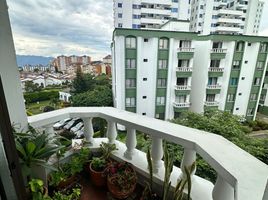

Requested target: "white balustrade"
[
  {"left": 173, "top": 102, "right": 191, "bottom": 108},
  {"left": 151, "top": 136, "right": 163, "bottom": 173},
  {"left": 177, "top": 47, "right": 195, "bottom": 52},
  {"left": 207, "top": 84, "right": 221, "bottom": 89},
  {"left": 175, "top": 85, "right": 191, "bottom": 90},
  {"left": 208, "top": 67, "right": 224, "bottom": 72},
  {"left": 211, "top": 48, "right": 227, "bottom": 53},
  {"left": 176, "top": 67, "right": 193, "bottom": 72},
  {"left": 124, "top": 128, "right": 137, "bottom": 160},
  {"left": 205, "top": 101, "right": 219, "bottom": 106},
  {"left": 82, "top": 117, "right": 94, "bottom": 144},
  {"left": 27, "top": 107, "right": 268, "bottom": 200}
]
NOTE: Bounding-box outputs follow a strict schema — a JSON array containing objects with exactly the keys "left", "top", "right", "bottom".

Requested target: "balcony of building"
[
  {"left": 175, "top": 85, "right": 191, "bottom": 91},
  {"left": 210, "top": 48, "right": 227, "bottom": 54},
  {"left": 177, "top": 47, "right": 195, "bottom": 53},
  {"left": 176, "top": 67, "right": 193, "bottom": 72},
  {"left": 207, "top": 84, "right": 221, "bottom": 90},
  {"left": 204, "top": 101, "right": 219, "bottom": 107},
  {"left": 208, "top": 67, "right": 224, "bottom": 72}
]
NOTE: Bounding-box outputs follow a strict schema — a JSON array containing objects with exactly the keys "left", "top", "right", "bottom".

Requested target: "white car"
[
  {"left": 70, "top": 122, "right": 83, "bottom": 133},
  {"left": 63, "top": 118, "right": 80, "bottom": 130},
  {"left": 53, "top": 118, "right": 72, "bottom": 130},
  {"left": 75, "top": 127, "right": 84, "bottom": 139}
]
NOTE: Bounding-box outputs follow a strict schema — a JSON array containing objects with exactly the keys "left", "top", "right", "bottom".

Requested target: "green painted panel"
[
  {"left": 251, "top": 86, "right": 260, "bottom": 93},
  {"left": 259, "top": 100, "right": 265, "bottom": 105},
  {"left": 208, "top": 71, "right": 223, "bottom": 77},
  {"left": 230, "top": 70, "right": 240, "bottom": 77},
  {"left": 126, "top": 107, "right": 136, "bottom": 113},
  {"left": 228, "top": 86, "right": 237, "bottom": 93},
  {"left": 257, "top": 53, "right": 267, "bottom": 61},
  {"left": 254, "top": 70, "right": 264, "bottom": 77},
  {"left": 248, "top": 101, "right": 257, "bottom": 108},
  {"left": 156, "top": 88, "right": 167, "bottom": 96},
  {"left": 125, "top": 49, "right": 137, "bottom": 59},
  {"left": 259, "top": 105, "right": 268, "bottom": 116},
  {"left": 125, "top": 69, "right": 136, "bottom": 78},
  {"left": 210, "top": 53, "right": 226, "bottom": 59},
  {"left": 175, "top": 90, "right": 191, "bottom": 96},
  {"left": 155, "top": 106, "right": 165, "bottom": 113},
  {"left": 262, "top": 88, "right": 267, "bottom": 95},
  {"left": 177, "top": 52, "right": 194, "bottom": 59},
  {"left": 125, "top": 89, "right": 136, "bottom": 97},
  {"left": 158, "top": 69, "right": 168, "bottom": 78},
  {"left": 204, "top": 106, "right": 219, "bottom": 111},
  {"left": 225, "top": 102, "right": 235, "bottom": 110},
  {"left": 159, "top": 50, "right": 169, "bottom": 59},
  {"left": 174, "top": 107, "right": 189, "bottom": 112},
  {"left": 246, "top": 116, "right": 254, "bottom": 121},
  {"left": 233, "top": 52, "right": 243, "bottom": 60},
  {"left": 176, "top": 71, "right": 192, "bottom": 77},
  {"left": 206, "top": 89, "right": 221, "bottom": 94},
  {"left": 265, "top": 77, "right": 268, "bottom": 84}
]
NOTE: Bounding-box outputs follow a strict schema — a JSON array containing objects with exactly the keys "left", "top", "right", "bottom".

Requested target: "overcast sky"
[{"left": 6, "top": 0, "right": 268, "bottom": 60}]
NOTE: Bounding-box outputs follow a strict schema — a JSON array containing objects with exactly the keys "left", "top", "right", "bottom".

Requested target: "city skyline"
[{"left": 7, "top": 0, "right": 268, "bottom": 60}]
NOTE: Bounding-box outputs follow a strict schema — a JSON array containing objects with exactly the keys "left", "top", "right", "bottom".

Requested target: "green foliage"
[
  {"left": 72, "top": 69, "right": 96, "bottom": 94},
  {"left": 71, "top": 85, "right": 113, "bottom": 107},
  {"left": 91, "top": 157, "right": 107, "bottom": 172},
  {"left": 43, "top": 106, "right": 55, "bottom": 112},
  {"left": 24, "top": 81, "right": 42, "bottom": 92},
  {"left": 245, "top": 120, "right": 268, "bottom": 131},
  {"left": 100, "top": 142, "right": 117, "bottom": 160},
  {"left": 53, "top": 188, "right": 81, "bottom": 200},
  {"left": 24, "top": 90, "right": 59, "bottom": 103}
]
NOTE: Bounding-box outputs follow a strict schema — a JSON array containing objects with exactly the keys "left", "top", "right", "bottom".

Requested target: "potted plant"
[
  {"left": 28, "top": 179, "right": 51, "bottom": 200},
  {"left": 52, "top": 186, "right": 81, "bottom": 200},
  {"left": 88, "top": 142, "right": 117, "bottom": 187},
  {"left": 106, "top": 161, "right": 137, "bottom": 199}
]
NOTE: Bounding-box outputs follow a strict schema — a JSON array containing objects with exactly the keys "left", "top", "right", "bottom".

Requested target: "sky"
[{"left": 6, "top": 0, "right": 268, "bottom": 61}]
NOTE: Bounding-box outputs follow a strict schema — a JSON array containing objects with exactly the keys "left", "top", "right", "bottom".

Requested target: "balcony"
[
  {"left": 208, "top": 67, "right": 224, "bottom": 72},
  {"left": 26, "top": 107, "right": 268, "bottom": 200},
  {"left": 173, "top": 102, "right": 191, "bottom": 108},
  {"left": 175, "top": 85, "right": 191, "bottom": 90},
  {"left": 207, "top": 84, "right": 221, "bottom": 90},
  {"left": 204, "top": 101, "right": 219, "bottom": 107},
  {"left": 177, "top": 47, "right": 195, "bottom": 53},
  {"left": 211, "top": 48, "right": 227, "bottom": 53},
  {"left": 176, "top": 67, "right": 193, "bottom": 72}
]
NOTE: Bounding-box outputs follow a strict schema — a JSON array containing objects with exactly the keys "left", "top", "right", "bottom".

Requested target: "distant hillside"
[{"left": 16, "top": 55, "right": 54, "bottom": 67}]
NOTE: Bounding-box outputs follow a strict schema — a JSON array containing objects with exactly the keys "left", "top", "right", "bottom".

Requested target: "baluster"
[
  {"left": 212, "top": 175, "right": 234, "bottom": 200},
  {"left": 124, "top": 128, "right": 137, "bottom": 160},
  {"left": 107, "top": 120, "right": 117, "bottom": 144},
  {"left": 151, "top": 136, "right": 163, "bottom": 173},
  {"left": 82, "top": 117, "right": 94, "bottom": 144},
  {"left": 44, "top": 123, "right": 54, "bottom": 136},
  {"left": 180, "top": 148, "right": 196, "bottom": 181}
]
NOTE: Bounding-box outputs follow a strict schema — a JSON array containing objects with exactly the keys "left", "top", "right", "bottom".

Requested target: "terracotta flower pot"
[{"left": 89, "top": 163, "right": 107, "bottom": 187}]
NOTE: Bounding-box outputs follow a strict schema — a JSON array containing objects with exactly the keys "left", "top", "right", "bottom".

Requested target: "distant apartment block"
[
  {"left": 113, "top": 0, "right": 191, "bottom": 29},
  {"left": 103, "top": 55, "right": 112, "bottom": 64},
  {"left": 112, "top": 28, "right": 268, "bottom": 121},
  {"left": 52, "top": 55, "right": 91, "bottom": 72},
  {"left": 190, "top": 0, "right": 264, "bottom": 35}
]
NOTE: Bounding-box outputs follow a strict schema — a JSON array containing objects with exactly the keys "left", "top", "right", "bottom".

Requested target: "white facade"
[
  {"left": 113, "top": 0, "right": 191, "bottom": 29},
  {"left": 113, "top": 29, "right": 268, "bottom": 121},
  {"left": 189, "top": 0, "right": 265, "bottom": 35},
  {"left": 59, "top": 91, "right": 71, "bottom": 102}
]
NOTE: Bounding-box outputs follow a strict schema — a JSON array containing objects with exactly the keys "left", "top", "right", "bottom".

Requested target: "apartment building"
[
  {"left": 112, "top": 28, "right": 268, "bottom": 121},
  {"left": 190, "top": 0, "right": 265, "bottom": 35},
  {"left": 113, "top": 0, "right": 191, "bottom": 29}
]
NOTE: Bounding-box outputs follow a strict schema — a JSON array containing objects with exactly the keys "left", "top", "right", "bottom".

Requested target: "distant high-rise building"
[{"left": 113, "top": 0, "right": 191, "bottom": 29}]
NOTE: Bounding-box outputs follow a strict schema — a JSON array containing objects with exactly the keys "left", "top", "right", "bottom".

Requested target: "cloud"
[{"left": 7, "top": 0, "right": 113, "bottom": 60}]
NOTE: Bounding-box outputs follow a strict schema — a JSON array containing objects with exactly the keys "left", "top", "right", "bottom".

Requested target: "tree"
[
  {"left": 95, "top": 74, "right": 111, "bottom": 86},
  {"left": 71, "top": 85, "right": 113, "bottom": 107},
  {"left": 72, "top": 68, "right": 96, "bottom": 94},
  {"left": 24, "top": 81, "right": 41, "bottom": 92}
]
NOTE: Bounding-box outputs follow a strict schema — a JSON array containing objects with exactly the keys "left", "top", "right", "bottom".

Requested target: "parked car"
[
  {"left": 63, "top": 118, "right": 81, "bottom": 130},
  {"left": 70, "top": 122, "right": 83, "bottom": 133},
  {"left": 53, "top": 118, "right": 72, "bottom": 130},
  {"left": 75, "top": 127, "right": 84, "bottom": 139}
]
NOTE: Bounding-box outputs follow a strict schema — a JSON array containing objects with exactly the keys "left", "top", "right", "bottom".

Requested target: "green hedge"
[{"left": 24, "top": 91, "right": 59, "bottom": 103}]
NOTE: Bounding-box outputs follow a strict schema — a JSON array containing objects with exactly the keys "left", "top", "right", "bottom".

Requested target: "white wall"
[
  {"left": 161, "top": 21, "right": 190, "bottom": 32},
  {"left": 0, "top": 0, "right": 27, "bottom": 129}
]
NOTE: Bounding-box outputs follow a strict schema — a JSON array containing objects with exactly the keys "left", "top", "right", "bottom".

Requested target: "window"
[
  {"left": 248, "top": 43, "right": 251, "bottom": 46},
  {"left": 236, "top": 108, "right": 239, "bottom": 111},
  {"left": 210, "top": 60, "right": 220, "bottom": 68},
  {"left": 126, "top": 37, "right": 136, "bottom": 48},
  {"left": 260, "top": 43, "right": 268, "bottom": 52},
  {"left": 157, "top": 78, "right": 166, "bottom": 87},
  {"left": 156, "top": 97, "right": 165, "bottom": 105},
  {"left": 250, "top": 94, "right": 257, "bottom": 101},
  {"left": 208, "top": 77, "right": 218, "bottom": 85},
  {"left": 212, "top": 42, "right": 222, "bottom": 49},
  {"left": 171, "top": 8, "right": 178, "bottom": 12},
  {"left": 244, "top": 61, "right": 248, "bottom": 64},
  {"left": 133, "top": 15, "right": 141, "bottom": 19},
  {"left": 142, "top": 113, "right": 146, "bottom": 115},
  {"left": 178, "top": 60, "right": 189, "bottom": 68},
  {"left": 118, "top": 13, "right": 122, "bottom": 18},
  {"left": 144, "top": 38, "right": 148, "bottom": 42},
  {"left": 143, "top": 59, "right": 148, "bottom": 62},
  {"left": 176, "top": 95, "right": 187, "bottom": 103},
  {"left": 143, "top": 78, "right": 147, "bottom": 81},
  {"left": 179, "top": 40, "right": 191, "bottom": 48},
  {"left": 236, "top": 42, "right": 244, "bottom": 51},
  {"left": 206, "top": 94, "right": 215, "bottom": 102},
  {"left": 126, "top": 59, "right": 136, "bottom": 69},
  {"left": 159, "top": 38, "right": 169, "bottom": 49},
  {"left": 118, "top": 23, "right": 123, "bottom": 28},
  {"left": 172, "top": 0, "right": 178, "bottom": 2},
  {"left": 230, "top": 78, "right": 238, "bottom": 86},
  {"left": 260, "top": 94, "right": 266, "bottom": 101},
  {"left": 132, "top": 24, "right": 140, "bottom": 29},
  {"left": 238, "top": 93, "right": 242, "bottom": 96},
  {"left": 254, "top": 77, "right": 261, "bottom": 85},
  {"left": 241, "top": 77, "right": 245, "bottom": 80},
  {"left": 118, "top": 3, "right": 122, "bottom": 8},
  {"left": 233, "top": 60, "right": 240, "bottom": 69},
  {"left": 132, "top": 4, "right": 141, "bottom": 9},
  {"left": 247, "top": 108, "right": 254, "bottom": 116},
  {"left": 227, "top": 94, "right": 235, "bottom": 102},
  {"left": 158, "top": 60, "right": 168, "bottom": 69},
  {"left": 126, "top": 79, "right": 136, "bottom": 88},
  {"left": 177, "top": 78, "right": 188, "bottom": 86},
  {"left": 142, "top": 96, "right": 147, "bottom": 99},
  {"left": 126, "top": 97, "right": 135, "bottom": 107},
  {"left": 257, "top": 61, "right": 264, "bottom": 70}
]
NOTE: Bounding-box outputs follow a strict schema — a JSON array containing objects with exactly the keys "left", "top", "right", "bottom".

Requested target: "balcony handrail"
[
  {"left": 211, "top": 48, "right": 227, "bottom": 53},
  {"left": 28, "top": 107, "right": 268, "bottom": 200},
  {"left": 177, "top": 47, "right": 195, "bottom": 52},
  {"left": 173, "top": 102, "right": 191, "bottom": 107},
  {"left": 175, "top": 85, "right": 191, "bottom": 90},
  {"left": 176, "top": 67, "right": 193, "bottom": 72},
  {"left": 205, "top": 101, "right": 219, "bottom": 106},
  {"left": 207, "top": 84, "right": 221, "bottom": 89},
  {"left": 208, "top": 67, "right": 224, "bottom": 72}
]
